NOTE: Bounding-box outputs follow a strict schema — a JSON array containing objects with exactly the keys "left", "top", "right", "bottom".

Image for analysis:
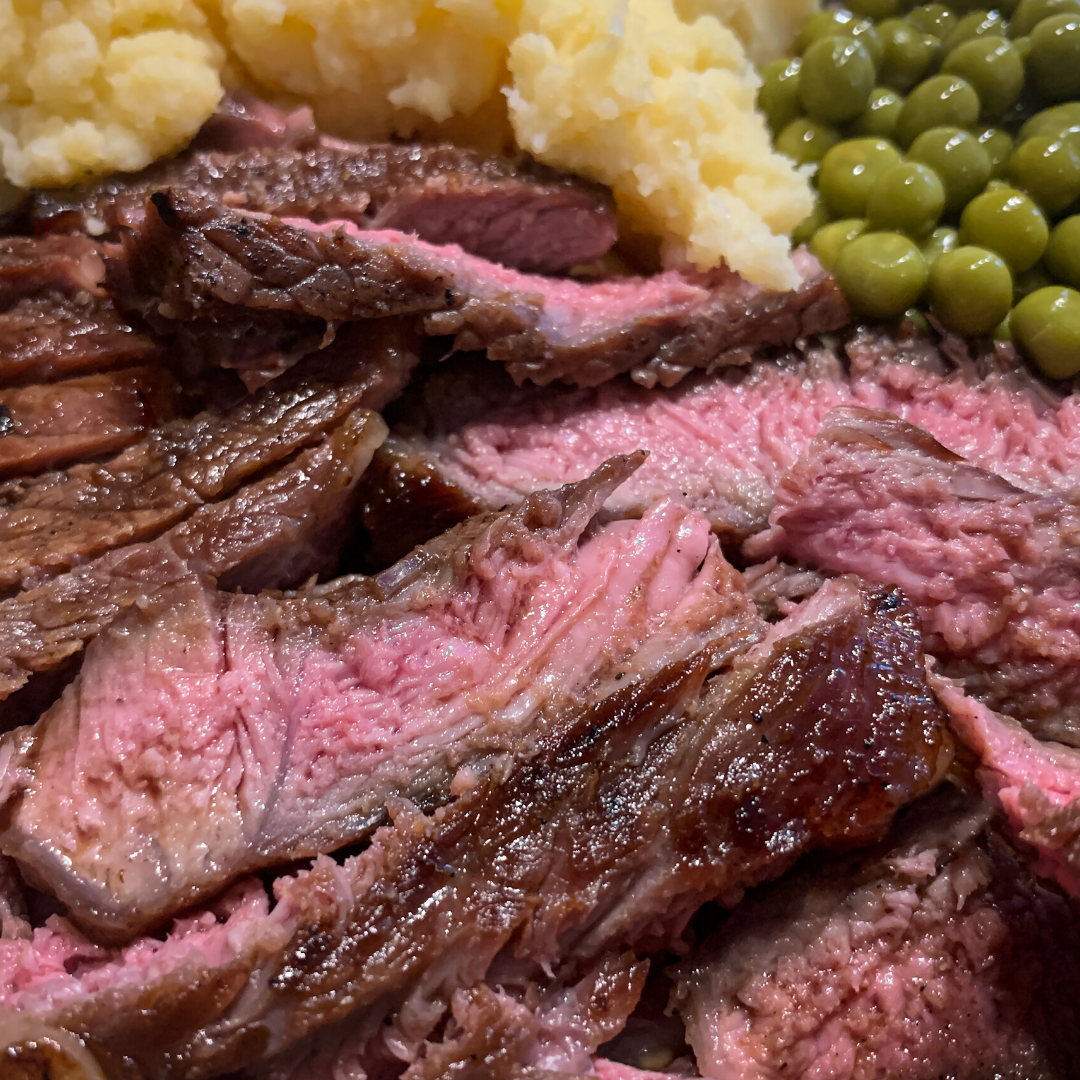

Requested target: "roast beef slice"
[
  {"left": 746, "top": 406, "right": 1080, "bottom": 744},
  {"left": 34, "top": 140, "right": 617, "bottom": 276},
  {"left": 673, "top": 783, "right": 1080, "bottom": 1080},
  {"left": 113, "top": 191, "right": 848, "bottom": 390},
  {"left": 0, "top": 576, "right": 948, "bottom": 1080},
  {"left": 0, "top": 455, "right": 755, "bottom": 938}
]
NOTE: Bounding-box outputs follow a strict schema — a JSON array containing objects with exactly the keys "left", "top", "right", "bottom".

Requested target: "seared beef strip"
[
  {"left": 34, "top": 144, "right": 618, "bottom": 276},
  {"left": 0, "top": 292, "right": 161, "bottom": 387},
  {"left": 189, "top": 90, "right": 320, "bottom": 154},
  {"left": 937, "top": 680, "right": 1080, "bottom": 901},
  {"left": 746, "top": 407, "right": 1080, "bottom": 744},
  {"left": 0, "top": 404, "right": 388, "bottom": 704},
  {"left": 673, "top": 784, "right": 1080, "bottom": 1080},
  {"left": 0, "top": 319, "right": 416, "bottom": 595},
  {"left": 0, "top": 366, "right": 177, "bottom": 478},
  {"left": 0, "top": 456, "right": 753, "bottom": 937},
  {"left": 114, "top": 191, "right": 848, "bottom": 389},
  {"left": 0, "top": 235, "right": 105, "bottom": 308},
  {"left": 0, "top": 576, "right": 948, "bottom": 1079},
  {"left": 357, "top": 332, "right": 1080, "bottom": 566}
]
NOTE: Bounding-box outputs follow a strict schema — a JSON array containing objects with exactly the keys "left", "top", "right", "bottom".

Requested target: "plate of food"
[{"left": 1, "top": 0, "right": 1080, "bottom": 1077}]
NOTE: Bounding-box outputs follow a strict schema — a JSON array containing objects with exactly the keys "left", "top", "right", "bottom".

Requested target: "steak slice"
[
  {"left": 34, "top": 143, "right": 618, "bottom": 275},
  {"left": 0, "top": 405, "right": 388, "bottom": 705},
  {"left": 0, "top": 235, "right": 105, "bottom": 309},
  {"left": 746, "top": 407, "right": 1080, "bottom": 745},
  {"left": 0, "top": 366, "right": 178, "bottom": 478},
  {"left": 115, "top": 191, "right": 848, "bottom": 389},
  {"left": 672, "top": 783, "right": 1080, "bottom": 1080},
  {"left": 0, "top": 318, "right": 416, "bottom": 594},
  {"left": 356, "top": 335, "right": 1080, "bottom": 568},
  {"left": 0, "top": 576, "right": 948, "bottom": 1079},
  {"left": 0, "top": 456, "right": 755, "bottom": 938},
  {"left": 190, "top": 90, "right": 320, "bottom": 154},
  {"left": 937, "top": 679, "right": 1080, "bottom": 901},
  {"left": 0, "top": 292, "right": 162, "bottom": 387}
]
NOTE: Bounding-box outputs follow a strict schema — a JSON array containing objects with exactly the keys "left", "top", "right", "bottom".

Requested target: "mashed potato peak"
[
  {"left": 0, "top": 0, "right": 225, "bottom": 187},
  {"left": 5, "top": 0, "right": 818, "bottom": 289},
  {"left": 507, "top": 0, "right": 813, "bottom": 289}
]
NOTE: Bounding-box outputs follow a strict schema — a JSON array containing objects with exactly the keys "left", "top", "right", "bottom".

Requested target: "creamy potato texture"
[
  {"left": 0, "top": 0, "right": 225, "bottom": 187},
  {"left": 4, "top": 0, "right": 818, "bottom": 288}
]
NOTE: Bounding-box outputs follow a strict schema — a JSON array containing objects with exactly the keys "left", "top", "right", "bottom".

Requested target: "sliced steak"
[
  {"left": 35, "top": 143, "right": 618, "bottom": 275},
  {"left": 937, "top": 679, "right": 1080, "bottom": 901},
  {"left": 356, "top": 336, "right": 1080, "bottom": 567},
  {"left": 0, "top": 292, "right": 161, "bottom": 387},
  {"left": 0, "top": 576, "right": 948, "bottom": 1079},
  {"left": 115, "top": 191, "right": 848, "bottom": 389},
  {"left": 0, "top": 404, "right": 388, "bottom": 705},
  {"left": 0, "top": 456, "right": 754, "bottom": 937},
  {"left": 0, "top": 367, "right": 178, "bottom": 479},
  {"left": 0, "top": 235, "right": 104, "bottom": 309},
  {"left": 190, "top": 90, "right": 319, "bottom": 155},
  {"left": 673, "top": 784, "right": 1080, "bottom": 1080},
  {"left": 0, "top": 318, "right": 416, "bottom": 594},
  {"left": 746, "top": 407, "right": 1080, "bottom": 744}
]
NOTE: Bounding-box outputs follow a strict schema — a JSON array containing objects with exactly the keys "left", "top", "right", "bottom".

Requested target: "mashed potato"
[
  {"left": 0, "top": 0, "right": 225, "bottom": 187},
  {"left": 3, "top": 0, "right": 817, "bottom": 288}
]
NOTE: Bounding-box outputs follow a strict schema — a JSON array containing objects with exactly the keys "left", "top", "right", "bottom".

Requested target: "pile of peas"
[{"left": 761, "top": 0, "right": 1080, "bottom": 378}]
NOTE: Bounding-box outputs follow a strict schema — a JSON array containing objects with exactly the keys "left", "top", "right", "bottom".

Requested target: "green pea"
[
  {"left": 1044, "top": 214, "right": 1080, "bottom": 286},
  {"left": 799, "top": 36, "right": 877, "bottom": 126},
  {"left": 1012, "top": 34, "right": 1033, "bottom": 60},
  {"left": 1029, "top": 14, "right": 1080, "bottom": 101},
  {"left": 793, "top": 201, "right": 832, "bottom": 247},
  {"left": 974, "top": 126, "right": 1015, "bottom": 179},
  {"left": 941, "top": 37, "right": 1024, "bottom": 118},
  {"left": 797, "top": 12, "right": 884, "bottom": 66},
  {"left": 1014, "top": 261, "right": 1053, "bottom": 297},
  {"left": 867, "top": 161, "right": 946, "bottom": 237},
  {"left": 942, "top": 9, "right": 1007, "bottom": 52},
  {"left": 907, "top": 4, "right": 958, "bottom": 38},
  {"left": 922, "top": 224, "right": 960, "bottom": 261},
  {"left": 909, "top": 126, "right": 993, "bottom": 210},
  {"left": 928, "top": 245, "right": 1013, "bottom": 333},
  {"left": 758, "top": 58, "right": 803, "bottom": 136},
  {"left": 959, "top": 187, "right": 1049, "bottom": 270},
  {"left": 1009, "top": 135, "right": 1080, "bottom": 213},
  {"left": 877, "top": 19, "right": 944, "bottom": 92},
  {"left": 835, "top": 232, "right": 929, "bottom": 318},
  {"left": 776, "top": 117, "right": 842, "bottom": 165},
  {"left": 1011, "top": 285, "right": 1080, "bottom": 376},
  {"left": 848, "top": 0, "right": 903, "bottom": 18},
  {"left": 849, "top": 87, "right": 906, "bottom": 139},
  {"left": 895, "top": 75, "right": 980, "bottom": 147},
  {"left": 1019, "top": 102, "right": 1080, "bottom": 144},
  {"left": 810, "top": 218, "right": 868, "bottom": 272},
  {"left": 1009, "top": 0, "right": 1080, "bottom": 38},
  {"left": 903, "top": 306, "right": 933, "bottom": 332},
  {"left": 994, "top": 318, "right": 1013, "bottom": 339},
  {"left": 818, "top": 138, "right": 904, "bottom": 217}
]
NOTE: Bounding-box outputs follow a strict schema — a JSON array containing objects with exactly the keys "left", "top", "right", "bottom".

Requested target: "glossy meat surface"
[
  {"left": 674, "top": 785, "right": 1080, "bottom": 1080},
  {"left": 0, "top": 576, "right": 947, "bottom": 1079},
  {"left": 115, "top": 192, "right": 847, "bottom": 389},
  {"left": 0, "top": 455, "right": 751, "bottom": 937}
]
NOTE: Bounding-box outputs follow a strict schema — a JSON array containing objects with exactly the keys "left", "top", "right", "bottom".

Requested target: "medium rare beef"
[
  {"left": 937, "top": 680, "right": 1080, "bottom": 900},
  {"left": 746, "top": 407, "right": 1080, "bottom": 745},
  {"left": 0, "top": 318, "right": 416, "bottom": 595},
  {"left": 115, "top": 191, "right": 848, "bottom": 389},
  {"left": 0, "top": 367, "right": 177, "bottom": 479},
  {"left": 0, "top": 405, "right": 388, "bottom": 705},
  {"left": 0, "top": 292, "right": 161, "bottom": 387},
  {"left": 672, "top": 784, "right": 1080, "bottom": 1080},
  {"left": 0, "top": 456, "right": 754, "bottom": 937},
  {"left": 356, "top": 333, "right": 1080, "bottom": 567},
  {"left": 0, "top": 576, "right": 948, "bottom": 1079},
  {"left": 189, "top": 91, "right": 320, "bottom": 154},
  {"left": 0, "top": 235, "right": 105, "bottom": 308},
  {"left": 34, "top": 144, "right": 618, "bottom": 276}
]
